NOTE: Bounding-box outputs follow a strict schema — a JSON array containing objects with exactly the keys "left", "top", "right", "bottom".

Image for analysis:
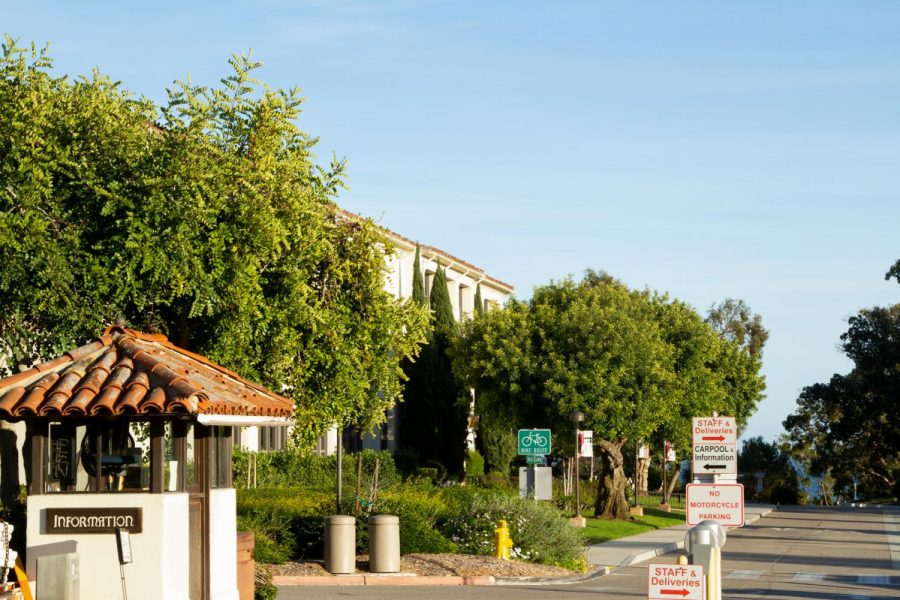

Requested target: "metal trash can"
[
  {"left": 324, "top": 515, "right": 357, "bottom": 574},
  {"left": 368, "top": 514, "right": 400, "bottom": 573}
]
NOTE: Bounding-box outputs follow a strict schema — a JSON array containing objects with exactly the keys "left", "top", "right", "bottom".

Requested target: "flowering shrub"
[{"left": 440, "top": 488, "right": 586, "bottom": 571}]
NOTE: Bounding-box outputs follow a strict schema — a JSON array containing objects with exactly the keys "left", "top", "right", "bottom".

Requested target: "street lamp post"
[
  {"left": 568, "top": 410, "right": 585, "bottom": 527},
  {"left": 335, "top": 423, "right": 343, "bottom": 515}
]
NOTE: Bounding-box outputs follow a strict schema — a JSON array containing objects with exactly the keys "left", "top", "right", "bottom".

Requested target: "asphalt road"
[{"left": 277, "top": 505, "right": 900, "bottom": 599}]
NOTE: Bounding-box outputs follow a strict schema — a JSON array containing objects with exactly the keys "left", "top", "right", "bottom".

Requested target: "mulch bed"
[{"left": 269, "top": 553, "right": 577, "bottom": 578}]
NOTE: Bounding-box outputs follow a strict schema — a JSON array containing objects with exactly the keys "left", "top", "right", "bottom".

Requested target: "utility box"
[
  {"left": 36, "top": 552, "right": 79, "bottom": 600},
  {"left": 519, "top": 466, "right": 552, "bottom": 500}
]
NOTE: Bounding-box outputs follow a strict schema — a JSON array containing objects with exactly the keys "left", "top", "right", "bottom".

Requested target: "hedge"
[{"left": 233, "top": 448, "right": 400, "bottom": 490}]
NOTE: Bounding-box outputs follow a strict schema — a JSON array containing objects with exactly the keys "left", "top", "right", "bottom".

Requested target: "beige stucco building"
[{"left": 239, "top": 212, "right": 514, "bottom": 455}]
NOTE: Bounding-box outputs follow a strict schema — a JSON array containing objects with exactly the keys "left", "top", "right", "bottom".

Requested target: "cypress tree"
[
  {"left": 399, "top": 261, "right": 467, "bottom": 477},
  {"left": 412, "top": 244, "right": 426, "bottom": 306},
  {"left": 430, "top": 265, "right": 456, "bottom": 332},
  {"left": 474, "top": 283, "right": 484, "bottom": 317}
]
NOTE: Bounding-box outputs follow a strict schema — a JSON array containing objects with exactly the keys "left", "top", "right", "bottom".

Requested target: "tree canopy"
[
  {"left": 0, "top": 37, "right": 428, "bottom": 446},
  {"left": 706, "top": 298, "right": 769, "bottom": 359},
  {"left": 783, "top": 261, "right": 900, "bottom": 497},
  {"left": 455, "top": 272, "right": 765, "bottom": 447},
  {"left": 453, "top": 271, "right": 767, "bottom": 515}
]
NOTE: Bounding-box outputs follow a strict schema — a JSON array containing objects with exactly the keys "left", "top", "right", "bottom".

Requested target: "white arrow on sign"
[
  {"left": 692, "top": 443, "right": 737, "bottom": 475},
  {"left": 647, "top": 563, "right": 704, "bottom": 600},
  {"left": 686, "top": 483, "right": 744, "bottom": 527}
]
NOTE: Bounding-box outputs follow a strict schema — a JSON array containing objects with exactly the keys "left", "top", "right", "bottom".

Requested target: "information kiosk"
[{"left": 0, "top": 327, "right": 293, "bottom": 600}]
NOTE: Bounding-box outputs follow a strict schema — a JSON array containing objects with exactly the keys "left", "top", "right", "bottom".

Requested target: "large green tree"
[
  {"left": 454, "top": 271, "right": 766, "bottom": 518},
  {"left": 737, "top": 437, "right": 803, "bottom": 504},
  {"left": 654, "top": 297, "right": 766, "bottom": 499},
  {"left": 783, "top": 262, "right": 900, "bottom": 498},
  {"left": 0, "top": 38, "right": 428, "bottom": 447}
]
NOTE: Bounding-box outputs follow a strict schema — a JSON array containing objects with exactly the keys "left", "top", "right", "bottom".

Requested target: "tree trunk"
[
  {"left": 594, "top": 438, "right": 630, "bottom": 520},
  {"left": 637, "top": 457, "right": 651, "bottom": 495},
  {"left": 665, "top": 462, "right": 680, "bottom": 498}
]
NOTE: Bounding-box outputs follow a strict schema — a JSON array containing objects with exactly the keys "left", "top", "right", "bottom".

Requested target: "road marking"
[
  {"left": 792, "top": 573, "right": 825, "bottom": 582},
  {"left": 726, "top": 570, "right": 762, "bottom": 580},
  {"left": 884, "top": 512, "right": 900, "bottom": 570}
]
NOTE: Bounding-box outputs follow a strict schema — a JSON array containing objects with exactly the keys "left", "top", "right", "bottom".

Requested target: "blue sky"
[{"left": 5, "top": 1, "right": 899, "bottom": 443}]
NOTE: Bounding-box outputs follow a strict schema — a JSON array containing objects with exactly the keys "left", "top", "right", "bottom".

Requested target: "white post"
[{"left": 686, "top": 521, "right": 725, "bottom": 600}]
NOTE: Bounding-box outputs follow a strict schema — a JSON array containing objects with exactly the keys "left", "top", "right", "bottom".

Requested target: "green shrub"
[
  {"left": 238, "top": 488, "right": 334, "bottom": 562},
  {"left": 255, "top": 582, "right": 277, "bottom": 600},
  {"left": 440, "top": 488, "right": 586, "bottom": 570},
  {"left": 254, "top": 565, "right": 278, "bottom": 600},
  {"left": 422, "top": 460, "right": 447, "bottom": 482},
  {"left": 552, "top": 478, "right": 597, "bottom": 515},
  {"left": 369, "top": 484, "right": 457, "bottom": 554},
  {"left": 414, "top": 467, "right": 440, "bottom": 483},
  {"left": 465, "top": 450, "right": 485, "bottom": 477},
  {"left": 480, "top": 420, "right": 516, "bottom": 475},
  {"left": 481, "top": 471, "right": 514, "bottom": 489},
  {"left": 234, "top": 449, "right": 400, "bottom": 490},
  {"left": 237, "top": 511, "right": 295, "bottom": 564}
]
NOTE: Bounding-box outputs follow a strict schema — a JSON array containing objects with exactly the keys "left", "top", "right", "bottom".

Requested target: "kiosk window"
[
  {"left": 208, "top": 426, "right": 232, "bottom": 489},
  {"left": 46, "top": 421, "right": 149, "bottom": 493}
]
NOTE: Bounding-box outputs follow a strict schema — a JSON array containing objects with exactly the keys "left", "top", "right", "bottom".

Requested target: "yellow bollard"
[
  {"left": 494, "top": 519, "right": 513, "bottom": 560},
  {"left": 707, "top": 546, "right": 720, "bottom": 600}
]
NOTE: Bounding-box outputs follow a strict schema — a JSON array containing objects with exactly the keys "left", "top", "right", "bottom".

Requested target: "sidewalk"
[
  {"left": 584, "top": 503, "right": 775, "bottom": 571},
  {"left": 274, "top": 504, "right": 776, "bottom": 588}
]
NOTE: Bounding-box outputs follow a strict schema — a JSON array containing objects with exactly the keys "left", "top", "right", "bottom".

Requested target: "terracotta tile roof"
[{"left": 0, "top": 327, "right": 294, "bottom": 419}]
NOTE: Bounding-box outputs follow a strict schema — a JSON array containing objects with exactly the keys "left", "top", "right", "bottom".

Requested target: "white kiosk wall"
[
  {"left": 27, "top": 493, "right": 190, "bottom": 600},
  {"left": 208, "top": 488, "right": 238, "bottom": 600}
]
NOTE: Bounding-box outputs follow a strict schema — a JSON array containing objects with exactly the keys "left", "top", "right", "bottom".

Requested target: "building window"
[
  {"left": 424, "top": 271, "right": 435, "bottom": 300},
  {"left": 259, "top": 426, "right": 287, "bottom": 452},
  {"left": 458, "top": 284, "right": 470, "bottom": 321}
]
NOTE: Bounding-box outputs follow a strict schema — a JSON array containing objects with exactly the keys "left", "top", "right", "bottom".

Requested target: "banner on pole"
[{"left": 578, "top": 430, "right": 593, "bottom": 457}]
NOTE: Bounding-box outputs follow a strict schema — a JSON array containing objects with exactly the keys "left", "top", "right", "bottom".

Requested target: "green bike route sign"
[{"left": 517, "top": 429, "right": 551, "bottom": 456}]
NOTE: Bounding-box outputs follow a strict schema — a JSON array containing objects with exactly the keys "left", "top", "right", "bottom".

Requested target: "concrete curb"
[
  {"left": 617, "top": 539, "right": 686, "bottom": 568},
  {"left": 494, "top": 566, "right": 610, "bottom": 586},
  {"left": 276, "top": 506, "right": 780, "bottom": 588},
  {"left": 273, "top": 574, "right": 496, "bottom": 586},
  {"left": 744, "top": 506, "right": 775, "bottom": 525}
]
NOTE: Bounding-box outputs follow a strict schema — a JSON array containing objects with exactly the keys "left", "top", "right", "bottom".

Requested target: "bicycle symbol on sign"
[{"left": 521, "top": 431, "right": 548, "bottom": 448}]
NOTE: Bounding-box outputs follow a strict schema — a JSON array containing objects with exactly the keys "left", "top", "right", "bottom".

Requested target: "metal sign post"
[
  {"left": 116, "top": 528, "right": 132, "bottom": 600},
  {"left": 647, "top": 563, "right": 704, "bottom": 600},
  {"left": 691, "top": 416, "right": 737, "bottom": 485},
  {"left": 686, "top": 483, "right": 744, "bottom": 527},
  {"left": 517, "top": 429, "right": 552, "bottom": 501}
]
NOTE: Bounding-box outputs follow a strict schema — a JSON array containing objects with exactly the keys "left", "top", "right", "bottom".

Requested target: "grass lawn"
[{"left": 581, "top": 508, "right": 686, "bottom": 544}]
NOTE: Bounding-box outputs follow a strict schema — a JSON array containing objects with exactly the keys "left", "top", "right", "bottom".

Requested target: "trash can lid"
[
  {"left": 325, "top": 515, "right": 356, "bottom": 525},
  {"left": 368, "top": 514, "right": 399, "bottom": 525}
]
